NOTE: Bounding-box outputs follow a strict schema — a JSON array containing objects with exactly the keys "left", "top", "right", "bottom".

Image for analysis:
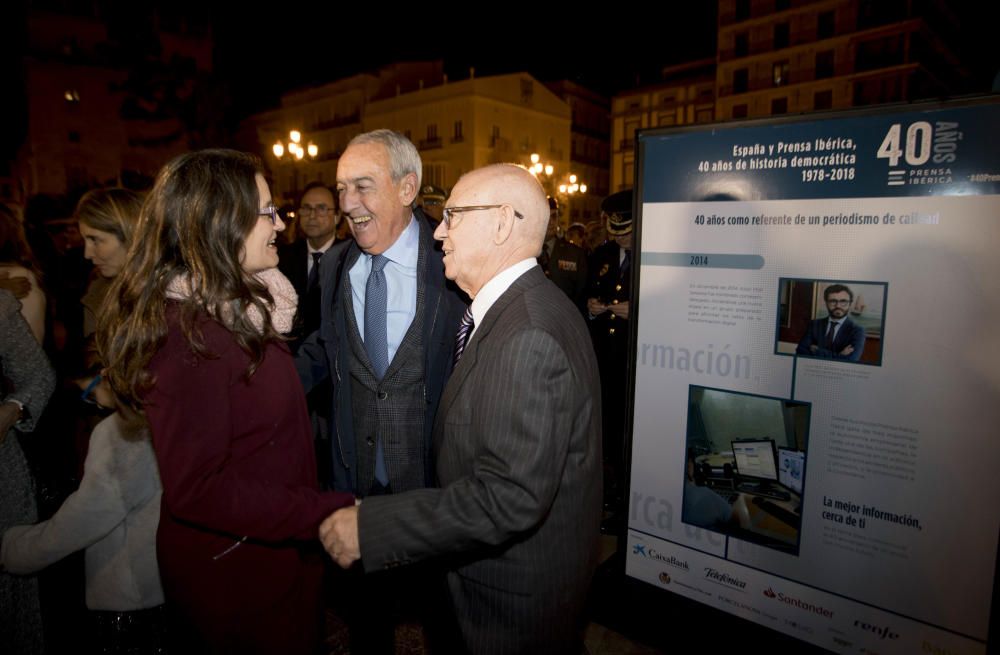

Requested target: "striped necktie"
[{"left": 453, "top": 307, "right": 475, "bottom": 367}]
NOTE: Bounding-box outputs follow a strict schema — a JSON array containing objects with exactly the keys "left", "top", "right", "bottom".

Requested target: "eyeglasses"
[
  {"left": 299, "top": 204, "right": 334, "bottom": 217},
  {"left": 441, "top": 204, "right": 525, "bottom": 229},
  {"left": 259, "top": 204, "right": 281, "bottom": 225},
  {"left": 826, "top": 299, "right": 852, "bottom": 306}
]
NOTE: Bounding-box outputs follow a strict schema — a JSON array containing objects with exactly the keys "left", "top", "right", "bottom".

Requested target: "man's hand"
[
  {"left": 319, "top": 505, "right": 361, "bottom": 568},
  {"left": 839, "top": 344, "right": 854, "bottom": 357},
  {"left": 0, "top": 272, "right": 31, "bottom": 300},
  {"left": 808, "top": 344, "right": 818, "bottom": 353},
  {"left": 587, "top": 297, "right": 606, "bottom": 317},
  {"left": 608, "top": 300, "right": 630, "bottom": 320}
]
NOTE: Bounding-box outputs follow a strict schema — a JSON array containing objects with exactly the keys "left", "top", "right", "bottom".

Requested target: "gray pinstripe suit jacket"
[{"left": 358, "top": 266, "right": 603, "bottom": 655}]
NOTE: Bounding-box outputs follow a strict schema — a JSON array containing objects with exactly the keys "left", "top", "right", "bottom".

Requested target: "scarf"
[{"left": 165, "top": 267, "right": 298, "bottom": 335}]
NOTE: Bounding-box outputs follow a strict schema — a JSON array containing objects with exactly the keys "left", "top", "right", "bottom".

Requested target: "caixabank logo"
[
  {"left": 762, "top": 587, "right": 834, "bottom": 618},
  {"left": 631, "top": 541, "right": 690, "bottom": 571}
]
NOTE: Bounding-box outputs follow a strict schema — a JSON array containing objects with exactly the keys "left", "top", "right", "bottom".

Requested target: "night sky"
[
  {"left": 213, "top": 3, "right": 720, "bottom": 119},
  {"left": 211, "top": 1, "right": 1000, "bottom": 125},
  {"left": 4, "top": 1, "right": 998, "bottom": 159}
]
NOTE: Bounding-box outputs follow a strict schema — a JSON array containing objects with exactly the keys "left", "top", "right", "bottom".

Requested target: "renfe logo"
[{"left": 854, "top": 620, "right": 899, "bottom": 640}]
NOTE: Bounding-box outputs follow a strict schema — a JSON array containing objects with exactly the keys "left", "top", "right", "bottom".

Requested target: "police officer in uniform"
[
  {"left": 417, "top": 183, "right": 446, "bottom": 225},
  {"left": 586, "top": 190, "right": 633, "bottom": 534},
  {"left": 539, "top": 197, "right": 588, "bottom": 310}
]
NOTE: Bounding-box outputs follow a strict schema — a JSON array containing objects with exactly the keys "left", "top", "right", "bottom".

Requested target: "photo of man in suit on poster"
[
  {"left": 796, "top": 283, "right": 866, "bottom": 361},
  {"left": 775, "top": 278, "right": 887, "bottom": 366}
]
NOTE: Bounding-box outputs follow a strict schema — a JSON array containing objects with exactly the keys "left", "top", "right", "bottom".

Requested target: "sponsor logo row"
[{"left": 630, "top": 537, "right": 925, "bottom": 653}]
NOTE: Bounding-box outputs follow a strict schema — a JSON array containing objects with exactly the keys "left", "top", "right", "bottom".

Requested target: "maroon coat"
[{"left": 145, "top": 305, "right": 353, "bottom": 654}]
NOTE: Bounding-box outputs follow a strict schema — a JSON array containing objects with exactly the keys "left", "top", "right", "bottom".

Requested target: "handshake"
[{"left": 319, "top": 504, "right": 361, "bottom": 568}]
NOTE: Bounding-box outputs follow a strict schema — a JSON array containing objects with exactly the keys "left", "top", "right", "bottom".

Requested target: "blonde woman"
[{"left": 75, "top": 188, "right": 144, "bottom": 371}]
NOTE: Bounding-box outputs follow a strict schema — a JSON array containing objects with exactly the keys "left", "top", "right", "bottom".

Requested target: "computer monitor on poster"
[
  {"left": 731, "top": 439, "right": 778, "bottom": 482},
  {"left": 777, "top": 447, "right": 805, "bottom": 495}
]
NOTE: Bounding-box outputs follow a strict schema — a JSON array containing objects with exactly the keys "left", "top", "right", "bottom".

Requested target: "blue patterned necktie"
[
  {"left": 453, "top": 306, "right": 475, "bottom": 367},
  {"left": 364, "top": 254, "right": 390, "bottom": 378},
  {"left": 364, "top": 254, "right": 390, "bottom": 486}
]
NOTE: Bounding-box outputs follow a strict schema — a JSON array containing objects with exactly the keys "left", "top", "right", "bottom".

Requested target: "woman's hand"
[{"left": 0, "top": 272, "right": 31, "bottom": 300}]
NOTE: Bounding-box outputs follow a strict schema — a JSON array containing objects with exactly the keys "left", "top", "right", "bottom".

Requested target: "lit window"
[{"left": 773, "top": 61, "right": 790, "bottom": 86}]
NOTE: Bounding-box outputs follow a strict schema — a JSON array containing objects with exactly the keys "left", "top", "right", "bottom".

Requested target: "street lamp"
[
  {"left": 557, "top": 174, "right": 588, "bottom": 195},
  {"left": 525, "top": 152, "right": 587, "bottom": 225},
  {"left": 273, "top": 130, "right": 318, "bottom": 162},
  {"left": 555, "top": 174, "right": 587, "bottom": 228},
  {"left": 528, "top": 153, "right": 555, "bottom": 179},
  {"left": 271, "top": 129, "right": 319, "bottom": 204}
]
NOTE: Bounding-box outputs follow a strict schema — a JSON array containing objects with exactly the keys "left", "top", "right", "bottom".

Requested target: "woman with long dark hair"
[{"left": 98, "top": 150, "right": 354, "bottom": 654}]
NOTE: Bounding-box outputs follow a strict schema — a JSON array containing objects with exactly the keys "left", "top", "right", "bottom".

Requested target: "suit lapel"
[
  {"left": 435, "top": 267, "right": 544, "bottom": 438},
  {"left": 321, "top": 241, "right": 355, "bottom": 340}
]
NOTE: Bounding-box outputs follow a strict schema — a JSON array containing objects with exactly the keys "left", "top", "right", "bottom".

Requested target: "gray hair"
[{"left": 348, "top": 129, "right": 422, "bottom": 189}]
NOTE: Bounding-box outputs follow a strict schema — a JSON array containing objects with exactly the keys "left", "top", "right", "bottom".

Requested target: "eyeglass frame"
[
  {"left": 298, "top": 204, "right": 335, "bottom": 217},
  {"left": 441, "top": 204, "right": 525, "bottom": 229},
  {"left": 258, "top": 204, "right": 281, "bottom": 226}
]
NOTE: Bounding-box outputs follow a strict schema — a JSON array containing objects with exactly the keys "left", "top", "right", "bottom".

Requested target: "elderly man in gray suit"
[
  {"left": 321, "top": 163, "right": 603, "bottom": 654},
  {"left": 296, "top": 129, "right": 466, "bottom": 653}
]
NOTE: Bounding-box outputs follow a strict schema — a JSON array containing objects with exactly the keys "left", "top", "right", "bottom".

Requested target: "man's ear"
[
  {"left": 494, "top": 205, "right": 516, "bottom": 245},
  {"left": 397, "top": 172, "right": 418, "bottom": 206}
]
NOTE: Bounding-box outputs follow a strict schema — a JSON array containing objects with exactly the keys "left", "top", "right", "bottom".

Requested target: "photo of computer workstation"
[{"left": 682, "top": 385, "right": 811, "bottom": 555}]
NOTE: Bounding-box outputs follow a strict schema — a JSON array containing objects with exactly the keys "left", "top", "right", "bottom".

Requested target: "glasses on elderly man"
[
  {"left": 299, "top": 204, "right": 334, "bottom": 217},
  {"left": 441, "top": 204, "right": 525, "bottom": 229},
  {"left": 259, "top": 204, "right": 281, "bottom": 226}
]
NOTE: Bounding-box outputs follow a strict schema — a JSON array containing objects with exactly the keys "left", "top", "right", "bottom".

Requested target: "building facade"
[
  {"left": 545, "top": 81, "right": 611, "bottom": 226},
  {"left": 715, "top": 0, "right": 972, "bottom": 121},
  {"left": 17, "top": 5, "right": 212, "bottom": 198},
  {"left": 611, "top": 59, "right": 716, "bottom": 193},
  {"left": 245, "top": 66, "right": 573, "bottom": 211}
]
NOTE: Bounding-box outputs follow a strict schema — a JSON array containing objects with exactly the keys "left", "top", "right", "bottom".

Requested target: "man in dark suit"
[
  {"left": 295, "top": 130, "right": 465, "bottom": 652},
  {"left": 278, "top": 181, "right": 339, "bottom": 348},
  {"left": 320, "top": 163, "right": 603, "bottom": 655},
  {"left": 795, "top": 283, "right": 866, "bottom": 362},
  {"left": 539, "top": 196, "right": 588, "bottom": 309}
]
